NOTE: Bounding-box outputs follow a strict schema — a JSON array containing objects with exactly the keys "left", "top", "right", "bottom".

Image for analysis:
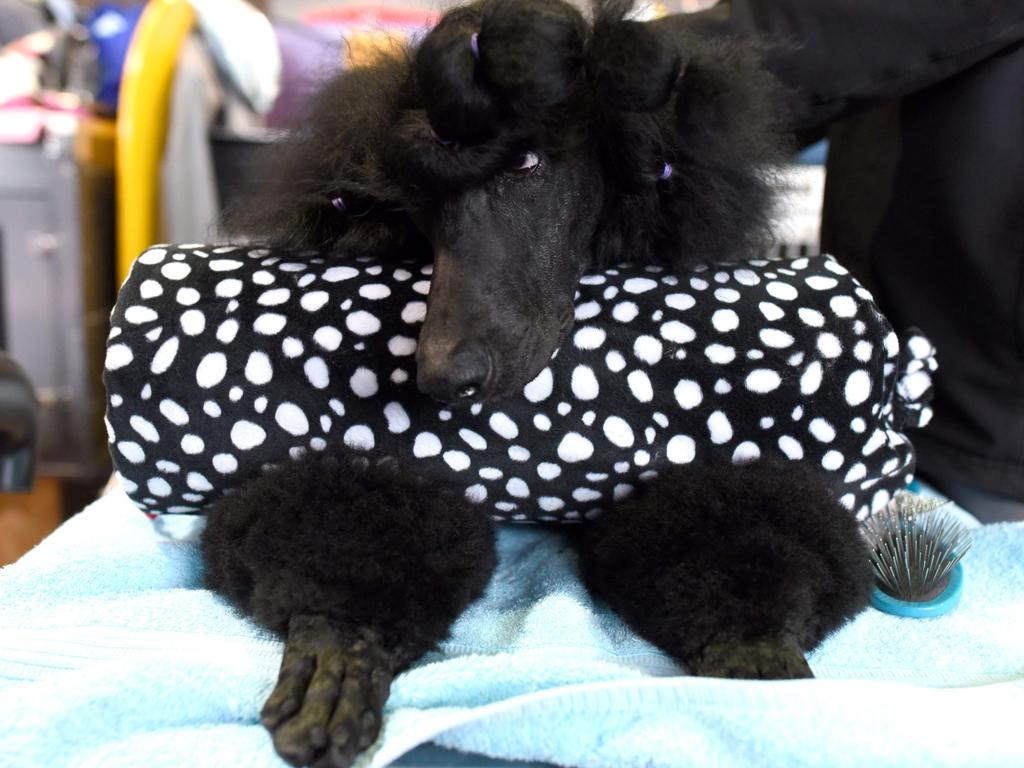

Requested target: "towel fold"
[{"left": 1, "top": 489, "right": 1022, "bottom": 768}]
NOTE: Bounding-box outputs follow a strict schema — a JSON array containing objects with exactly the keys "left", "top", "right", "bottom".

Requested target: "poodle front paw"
[
  {"left": 262, "top": 615, "right": 393, "bottom": 768},
  {"left": 691, "top": 638, "right": 814, "bottom": 680}
]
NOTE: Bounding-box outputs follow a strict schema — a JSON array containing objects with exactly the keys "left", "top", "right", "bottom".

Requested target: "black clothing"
[
  {"left": 724, "top": 1, "right": 1024, "bottom": 499},
  {"left": 104, "top": 247, "right": 935, "bottom": 522}
]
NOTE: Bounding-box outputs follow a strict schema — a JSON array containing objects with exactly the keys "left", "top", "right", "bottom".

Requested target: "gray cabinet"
[{"left": 0, "top": 131, "right": 114, "bottom": 480}]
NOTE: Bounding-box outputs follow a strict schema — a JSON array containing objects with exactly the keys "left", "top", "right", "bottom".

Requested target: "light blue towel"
[{"left": 1, "top": 489, "right": 1022, "bottom": 768}]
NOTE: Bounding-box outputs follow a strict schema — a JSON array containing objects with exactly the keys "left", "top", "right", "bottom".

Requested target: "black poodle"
[{"left": 205, "top": 2, "right": 874, "bottom": 766}]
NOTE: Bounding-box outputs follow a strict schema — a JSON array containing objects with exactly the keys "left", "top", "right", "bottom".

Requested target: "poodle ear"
[
  {"left": 222, "top": 58, "right": 426, "bottom": 259},
  {"left": 592, "top": 24, "right": 790, "bottom": 269},
  {"left": 661, "top": 36, "right": 791, "bottom": 264},
  {"left": 586, "top": 0, "right": 682, "bottom": 193}
]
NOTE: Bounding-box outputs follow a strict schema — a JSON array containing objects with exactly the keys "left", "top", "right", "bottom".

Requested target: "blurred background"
[{"left": 0, "top": 0, "right": 820, "bottom": 564}]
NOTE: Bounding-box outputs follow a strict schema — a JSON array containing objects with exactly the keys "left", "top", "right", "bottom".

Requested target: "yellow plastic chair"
[{"left": 115, "top": 0, "right": 196, "bottom": 287}]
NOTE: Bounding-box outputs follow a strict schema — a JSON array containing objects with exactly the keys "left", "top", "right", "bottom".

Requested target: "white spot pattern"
[{"left": 106, "top": 250, "right": 923, "bottom": 522}]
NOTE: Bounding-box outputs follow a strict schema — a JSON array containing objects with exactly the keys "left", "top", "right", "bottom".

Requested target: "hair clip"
[
  {"left": 470, "top": 32, "right": 480, "bottom": 60},
  {"left": 659, "top": 162, "right": 674, "bottom": 181},
  {"left": 330, "top": 196, "right": 346, "bottom": 212},
  {"left": 430, "top": 127, "right": 453, "bottom": 146}
]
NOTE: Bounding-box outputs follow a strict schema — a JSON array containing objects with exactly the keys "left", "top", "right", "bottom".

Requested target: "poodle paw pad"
[
  {"left": 262, "top": 615, "right": 393, "bottom": 768},
  {"left": 691, "top": 638, "right": 814, "bottom": 680}
]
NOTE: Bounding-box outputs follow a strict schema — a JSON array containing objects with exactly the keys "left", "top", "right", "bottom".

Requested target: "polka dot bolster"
[{"left": 104, "top": 245, "right": 937, "bottom": 522}]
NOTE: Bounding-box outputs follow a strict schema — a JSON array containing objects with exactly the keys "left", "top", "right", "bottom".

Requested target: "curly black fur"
[
  {"left": 578, "top": 460, "right": 875, "bottom": 665},
  {"left": 201, "top": 450, "right": 497, "bottom": 667},
  {"left": 206, "top": 6, "right": 863, "bottom": 761},
  {"left": 226, "top": 0, "right": 788, "bottom": 270}
]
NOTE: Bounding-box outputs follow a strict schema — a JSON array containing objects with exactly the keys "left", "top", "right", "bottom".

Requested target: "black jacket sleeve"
[{"left": 722, "top": 0, "right": 1024, "bottom": 135}]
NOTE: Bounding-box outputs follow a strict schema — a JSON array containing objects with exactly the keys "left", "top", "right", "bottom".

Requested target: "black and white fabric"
[{"left": 104, "top": 245, "right": 937, "bottom": 523}]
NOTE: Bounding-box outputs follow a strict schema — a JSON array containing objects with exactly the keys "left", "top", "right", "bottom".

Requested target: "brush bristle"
[{"left": 861, "top": 492, "right": 971, "bottom": 601}]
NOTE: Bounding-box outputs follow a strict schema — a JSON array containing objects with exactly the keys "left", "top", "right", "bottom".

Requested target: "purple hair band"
[
  {"left": 430, "top": 127, "right": 453, "bottom": 146},
  {"left": 659, "top": 162, "right": 673, "bottom": 181},
  {"left": 330, "top": 196, "right": 346, "bottom": 212}
]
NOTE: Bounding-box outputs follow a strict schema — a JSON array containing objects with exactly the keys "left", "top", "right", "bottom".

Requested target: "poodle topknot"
[{"left": 232, "top": 0, "right": 788, "bottom": 271}]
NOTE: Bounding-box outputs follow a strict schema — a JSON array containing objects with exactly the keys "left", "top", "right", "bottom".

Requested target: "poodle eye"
[{"left": 510, "top": 152, "right": 541, "bottom": 174}]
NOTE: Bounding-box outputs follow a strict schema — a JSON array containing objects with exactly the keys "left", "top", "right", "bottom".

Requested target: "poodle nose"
[{"left": 417, "top": 342, "right": 492, "bottom": 404}]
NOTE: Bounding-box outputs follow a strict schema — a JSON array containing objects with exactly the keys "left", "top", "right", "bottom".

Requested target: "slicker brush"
[{"left": 861, "top": 491, "right": 971, "bottom": 618}]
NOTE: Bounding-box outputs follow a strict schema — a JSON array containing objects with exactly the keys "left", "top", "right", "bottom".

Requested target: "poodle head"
[{"left": 232, "top": 0, "right": 788, "bottom": 404}]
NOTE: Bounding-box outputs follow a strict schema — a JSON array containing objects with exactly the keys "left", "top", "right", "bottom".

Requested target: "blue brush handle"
[{"left": 871, "top": 562, "right": 964, "bottom": 618}]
